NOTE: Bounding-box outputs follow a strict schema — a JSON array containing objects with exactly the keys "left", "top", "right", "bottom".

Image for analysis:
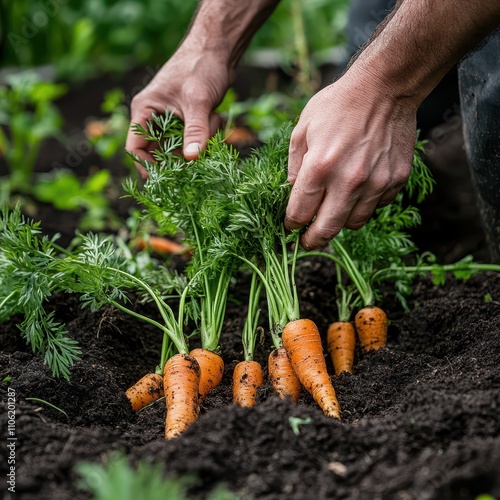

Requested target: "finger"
[
  {"left": 209, "top": 112, "right": 223, "bottom": 136},
  {"left": 126, "top": 124, "right": 155, "bottom": 179},
  {"left": 183, "top": 104, "right": 212, "bottom": 160},
  {"left": 343, "top": 196, "right": 381, "bottom": 230},
  {"left": 284, "top": 154, "right": 325, "bottom": 231},
  {"left": 376, "top": 183, "right": 405, "bottom": 208},
  {"left": 300, "top": 194, "right": 356, "bottom": 250},
  {"left": 287, "top": 126, "right": 307, "bottom": 184}
]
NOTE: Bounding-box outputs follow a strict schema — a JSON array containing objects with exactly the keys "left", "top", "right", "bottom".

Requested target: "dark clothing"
[
  {"left": 459, "top": 32, "right": 500, "bottom": 261},
  {"left": 347, "top": 1, "right": 500, "bottom": 260}
]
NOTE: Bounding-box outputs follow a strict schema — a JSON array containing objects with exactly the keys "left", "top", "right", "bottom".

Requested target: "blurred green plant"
[
  {"left": 33, "top": 169, "right": 119, "bottom": 231},
  {"left": 0, "top": 71, "right": 66, "bottom": 199},
  {"left": 86, "top": 88, "right": 132, "bottom": 168},
  {"left": 76, "top": 453, "right": 239, "bottom": 500},
  {"left": 1, "top": 0, "right": 348, "bottom": 81}
]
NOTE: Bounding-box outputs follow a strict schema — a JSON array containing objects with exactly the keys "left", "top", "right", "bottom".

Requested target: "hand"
[
  {"left": 126, "top": 46, "right": 234, "bottom": 178},
  {"left": 285, "top": 69, "right": 418, "bottom": 249}
]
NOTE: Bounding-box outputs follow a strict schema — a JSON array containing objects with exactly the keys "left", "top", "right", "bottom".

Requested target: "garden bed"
[
  {"left": 1, "top": 70, "right": 499, "bottom": 500},
  {"left": 1, "top": 259, "right": 500, "bottom": 499}
]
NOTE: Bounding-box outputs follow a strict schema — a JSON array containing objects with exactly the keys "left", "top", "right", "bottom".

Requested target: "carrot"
[
  {"left": 282, "top": 319, "right": 341, "bottom": 419},
  {"left": 232, "top": 360, "right": 264, "bottom": 407},
  {"left": 136, "top": 235, "right": 185, "bottom": 255},
  {"left": 163, "top": 353, "right": 201, "bottom": 439},
  {"left": 189, "top": 348, "right": 224, "bottom": 402},
  {"left": 268, "top": 348, "right": 301, "bottom": 403},
  {"left": 125, "top": 373, "right": 164, "bottom": 411},
  {"left": 327, "top": 321, "right": 356, "bottom": 375},
  {"left": 354, "top": 306, "right": 387, "bottom": 351}
]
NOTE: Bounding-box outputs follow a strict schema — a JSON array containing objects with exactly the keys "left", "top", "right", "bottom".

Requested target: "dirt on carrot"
[
  {"left": 354, "top": 306, "right": 387, "bottom": 351},
  {"left": 125, "top": 373, "right": 164, "bottom": 411},
  {"left": 268, "top": 348, "right": 301, "bottom": 403},
  {"left": 232, "top": 360, "right": 264, "bottom": 407},
  {"left": 327, "top": 321, "right": 356, "bottom": 376},
  {"left": 163, "top": 354, "right": 201, "bottom": 439},
  {"left": 189, "top": 348, "right": 224, "bottom": 402},
  {"left": 282, "top": 319, "right": 341, "bottom": 419}
]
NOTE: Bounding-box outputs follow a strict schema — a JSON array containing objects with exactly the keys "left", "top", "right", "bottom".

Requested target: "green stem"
[
  {"left": 0, "top": 291, "right": 16, "bottom": 310},
  {"left": 330, "top": 240, "right": 374, "bottom": 307},
  {"left": 242, "top": 270, "right": 263, "bottom": 361}
]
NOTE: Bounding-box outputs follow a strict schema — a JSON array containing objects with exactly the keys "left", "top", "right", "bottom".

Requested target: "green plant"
[
  {"left": 0, "top": 71, "right": 66, "bottom": 200},
  {"left": 86, "top": 89, "right": 132, "bottom": 166},
  {"left": 33, "top": 169, "right": 118, "bottom": 231},
  {"left": 77, "top": 453, "right": 239, "bottom": 500},
  {"left": 0, "top": 205, "right": 192, "bottom": 379}
]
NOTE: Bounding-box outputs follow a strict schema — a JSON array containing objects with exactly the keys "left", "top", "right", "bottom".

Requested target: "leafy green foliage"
[
  {"left": 0, "top": 72, "right": 66, "bottom": 199},
  {"left": 76, "top": 454, "right": 238, "bottom": 500},
  {"left": 0, "top": 205, "right": 192, "bottom": 379}
]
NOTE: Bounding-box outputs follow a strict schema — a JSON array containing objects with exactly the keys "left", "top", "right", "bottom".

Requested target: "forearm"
[
  {"left": 350, "top": 0, "right": 500, "bottom": 107},
  {"left": 181, "top": 0, "right": 280, "bottom": 68}
]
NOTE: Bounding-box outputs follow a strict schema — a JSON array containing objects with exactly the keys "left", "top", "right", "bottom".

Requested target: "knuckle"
[
  {"left": 344, "top": 219, "right": 367, "bottom": 230},
  {"left": 345, "top": 169, "right": 370, "bottom": 191},
  {"left": 313, "top": 225, "right": 342, "bottom": 242},
  {"left": 286, "top": 212, "right": 309, "bottom": 228}
]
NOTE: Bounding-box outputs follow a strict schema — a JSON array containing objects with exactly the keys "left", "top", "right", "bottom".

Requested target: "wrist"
[{"left": 342, "top": 58, "right": 423, "bottom": 116}]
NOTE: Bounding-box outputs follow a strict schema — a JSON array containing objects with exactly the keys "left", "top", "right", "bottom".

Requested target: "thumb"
[{"left": 183, "top": 108, "right": 211, "bottom": 160}]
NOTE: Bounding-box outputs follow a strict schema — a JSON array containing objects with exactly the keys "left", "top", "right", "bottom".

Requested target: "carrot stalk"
[
  {"left": 125, "top": 373, "right": 164, "bottom": 411},
  {"left": 268, "top": 348, "right": 301, "bottom": 402},
  {"left": 354, "top": 306, "right": 387, "bottom": 351},
  {"left": 327, "top": 321, "right": 356, "bottom": 375},
  {"left": 189, "top": 348, "right": 224, "bottom": 402},
  {"left": 163, "top": 353, "right": 201, "bottom": 439},
  {"left": 232, "top": 360, "right": 264, "bottom": 407},
  {"left": 282, "top": 319, "right": 341, "bottom": 419}
]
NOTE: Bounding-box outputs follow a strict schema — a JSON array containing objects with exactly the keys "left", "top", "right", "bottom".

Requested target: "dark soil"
[
  {"left": 1, "top": 68, "right": 499, "bottom": 500},
  {"left": 1, "top": 260, "right": 500, "bottom": 500}
]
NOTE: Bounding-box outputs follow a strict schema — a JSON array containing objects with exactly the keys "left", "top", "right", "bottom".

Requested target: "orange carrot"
[
  {"left": 282, "top": 319, "right": 341, "bottom": 419},
  {"left": 125, "top": 373, "right": 164, "bottom": 411},
  {"left": 189, "top": 348, "right": 224, "bottom": 402},
  {"left": 268, "top": 348, "right": 301, "bottom": 403},
  {"left": 232, "top": 360, "right": 264, "bottom": 407},
  {"left": 136, "top": 235, "right": 185, "bottom": 255},
  {"left": 163, "top": 353, "right": 201, "bottom": 439},
  {"left": 327, "top": 321, "right": 356, "bottom": 375},
  {"left": 354, "top": 306, "right": 387, "bottom": 351}
]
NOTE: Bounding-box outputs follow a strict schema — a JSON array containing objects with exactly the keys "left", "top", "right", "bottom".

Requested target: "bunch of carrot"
[{"left": 123, "top": 116, "right": 437, "bottom": 438}]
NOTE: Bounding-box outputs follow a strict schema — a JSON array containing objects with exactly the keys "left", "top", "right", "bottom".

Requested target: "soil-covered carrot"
[
  {"left": 282, "top": 319, "right": 341, "bottom": 419},
  {"left": 163, "top": 353, "right": 201, "bottom": 439},
  {"left": 354, "top": 306, "right": 387, "bottom": 351},
  {"left": 232, "top": 360, "right": 264, "bottom": 407},
  {"left": 189, "top": 348, "right": 224, "bottom": 402},
  {"left": 125, "top": 373, "right": 164, "bottom": 411},
  {"left": 327, "top": 321, "right": 356, "bottom": 375},
  {"left": 268, "top": 348, "right": 301, "bottom": 402}
]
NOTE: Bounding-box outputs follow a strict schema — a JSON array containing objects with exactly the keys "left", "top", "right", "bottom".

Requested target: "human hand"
[
  {"left": 126, "top": 46, "right": 234, "bottom": 178},
  {"left": 285, "top": 69, "right": 418, "bottom": 249}
]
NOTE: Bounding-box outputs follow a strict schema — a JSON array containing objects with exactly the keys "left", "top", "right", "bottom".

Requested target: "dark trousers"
[{"left": 347, "top": 0, "right": 500, "bottom": 260}]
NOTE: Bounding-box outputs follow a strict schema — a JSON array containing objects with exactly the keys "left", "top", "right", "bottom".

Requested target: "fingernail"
[{"left": 184, "top": 143, "right": 201, "bottom": 157}]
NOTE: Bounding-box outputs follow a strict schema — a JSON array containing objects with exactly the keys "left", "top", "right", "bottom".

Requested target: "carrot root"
[
  {"left": 354, "top": 306, "right": 387, "bottom": 351},
  {"left": 268, "top": 348, "right": 301, "bottom": 403},
  {"left": 189, "top": 348, "right": 224, "bottom": 402},
  {"left": 136, "top": 235, "right": 185, "bottom": 255},
  {"left": 232, "top": 360, "right": 264, "bottom": 407},
  {"left": 327, "top": 321, "right": 356, "bottom": 376},
  {"left": 283, "top": 319, "right": 341, "bottom": 419},
  {"left": 125, "top": 373, "right": 164, "bottom": 411},
  {"left": 163, "top": 354, "right": 200, "bottom": 439}
]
